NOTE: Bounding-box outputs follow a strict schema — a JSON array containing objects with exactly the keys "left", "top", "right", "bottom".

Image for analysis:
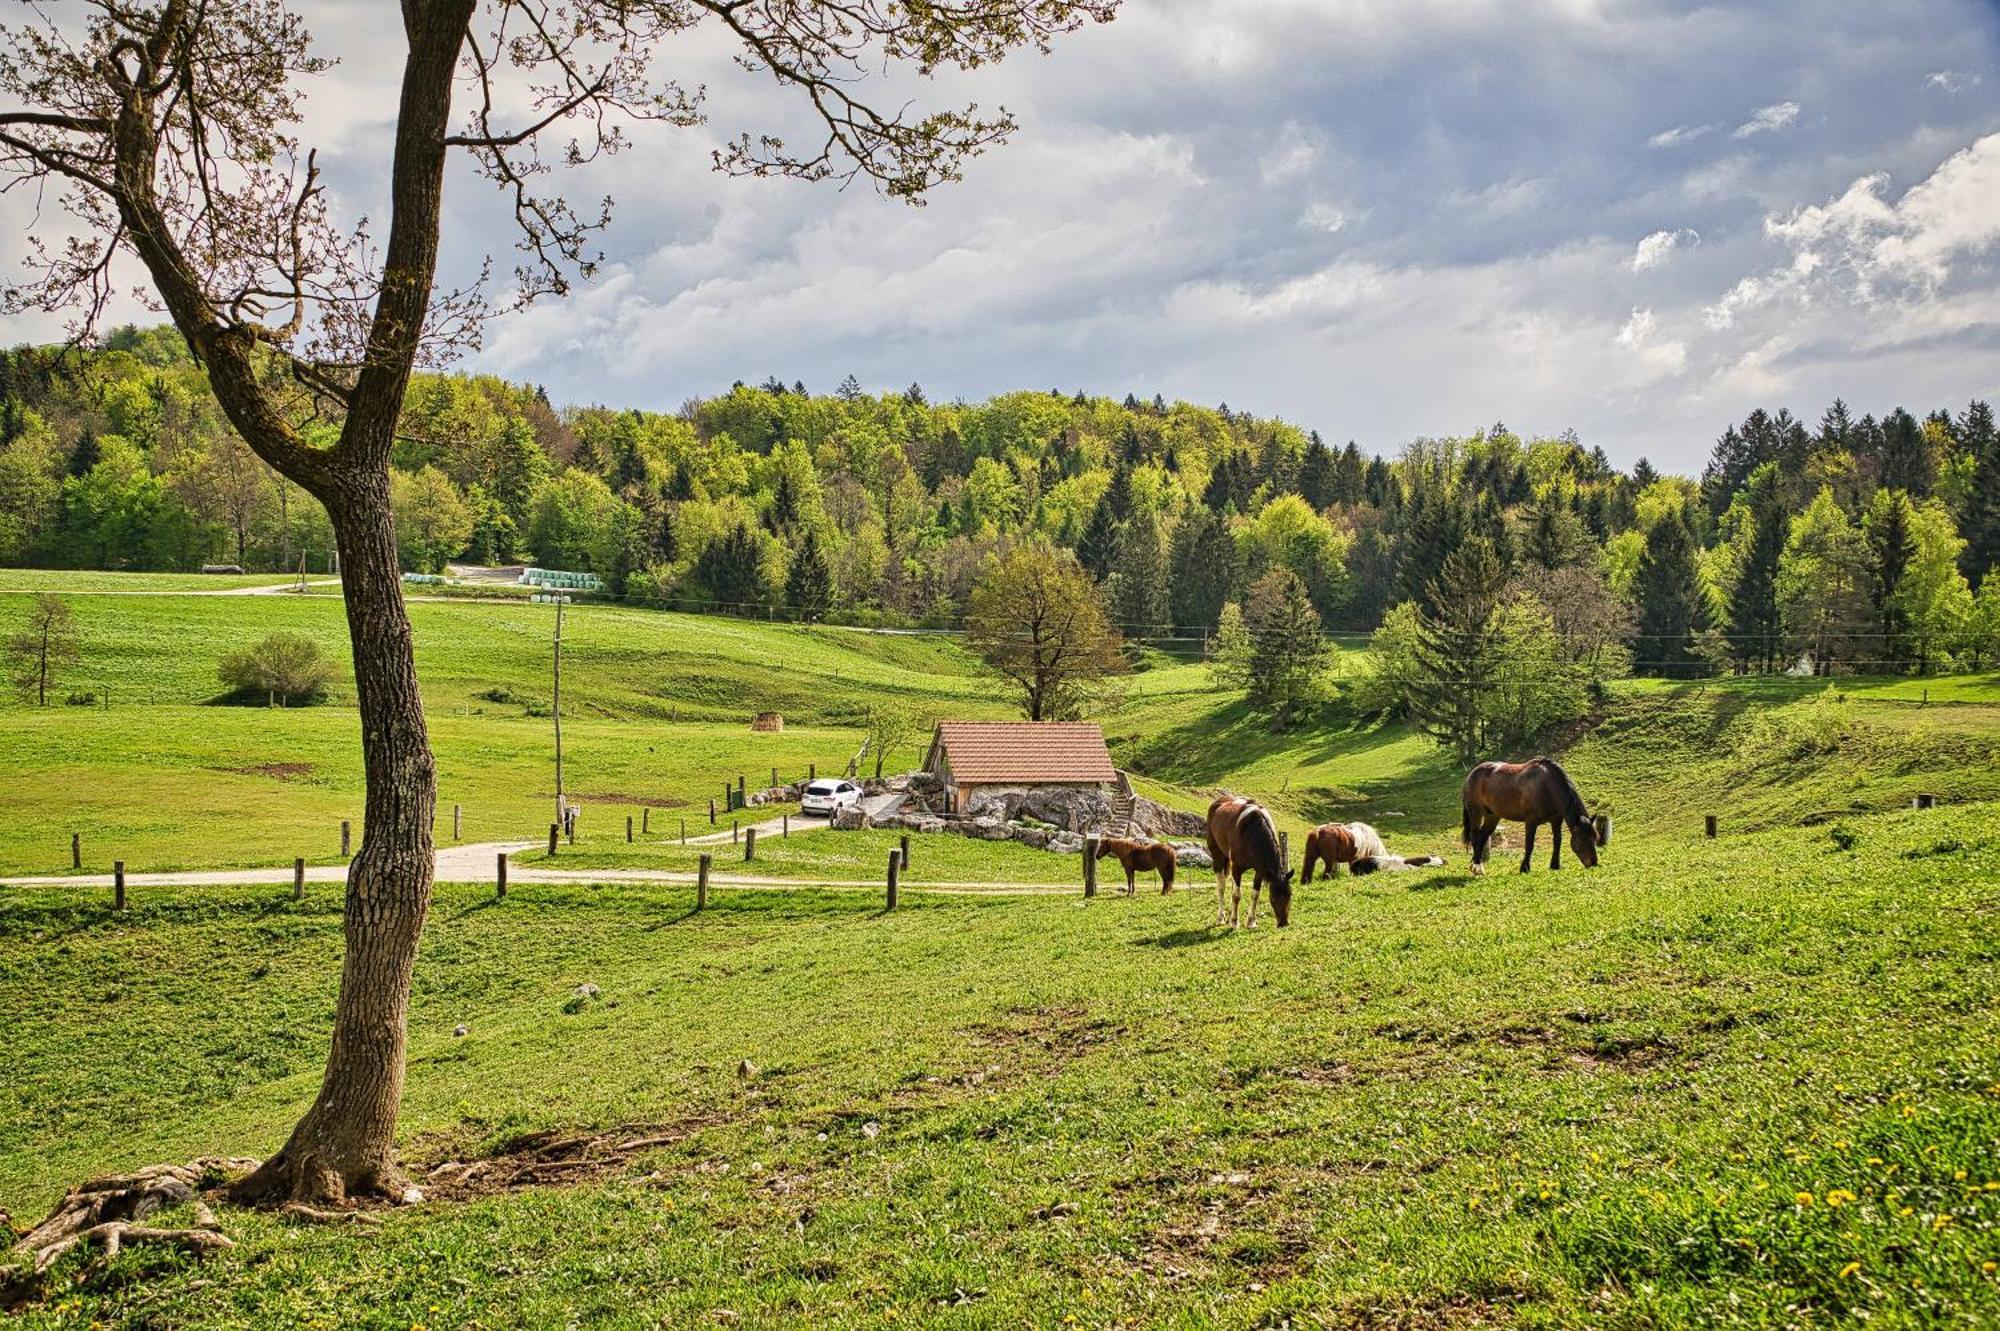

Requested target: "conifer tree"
[
  {"left": 1863, "top": 489, "right": 1917, "bottom": 669},
  {"left": 1077, "top": 499, "right": 1119, "bottom": 581},
  {"left": 785, "top": 526, "right": 834, "bottom": 623},
  {"left": 1879, "top": 408, "right": 1936, "bottom": 497},
  {"left": 1332, "top": 442, "right": 1367, "bottom": 506},
  {"left": 1110, "top": 510, "right": 1170, "bottom": 635},
  {"left": 1245, "top": 567, "right": 1330, "bottom": 729},
  {"left": 1632, "top": 505, "right": 1708, "bottom": 678},
  {"left": 1726, "top": 465, "right": 1786, "bottom": 673},
  {"left": 1409, "top": 536, "right": 1505, "bottom": 760},
  {"left": 1169, "top": 506, "right": 1235, "bottom": 632},
  {"left": 1958, "top": 400, "right": 2000, "bottom": 585}
]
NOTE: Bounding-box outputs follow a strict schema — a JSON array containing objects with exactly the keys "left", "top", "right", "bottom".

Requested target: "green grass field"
[{"left": 2, "top": 573, "right": 1998, "bottom": 1328}]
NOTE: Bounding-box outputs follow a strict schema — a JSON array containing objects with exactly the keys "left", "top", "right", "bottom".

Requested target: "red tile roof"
[{"left": 930, "top": 722, "right": 1116, "bottom": 785}]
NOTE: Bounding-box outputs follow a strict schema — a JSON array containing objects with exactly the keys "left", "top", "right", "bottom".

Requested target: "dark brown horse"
[
  {"left": 1095, "top": 836, "right": 1177, "bottom": 895},
  {"left": 1204, "top": 795, "right": 1293, "bottom": 928},
  {"left": 1461, "top": 758, "right": 1599, "bottom": 874}
]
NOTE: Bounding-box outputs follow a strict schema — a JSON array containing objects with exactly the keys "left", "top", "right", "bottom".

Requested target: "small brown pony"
[
  {"left": 1204, "top": 795, "right": 1293, "bottom": 928},
  {"left": 1095, "top": 836, "right": 1177, "bottom": 895},
  {"left": 1461, "top": 757, "right": 1600, "bottom": 874},
  {"left": 1301, "top": 822, "right": 1378, "bottom": 882}
]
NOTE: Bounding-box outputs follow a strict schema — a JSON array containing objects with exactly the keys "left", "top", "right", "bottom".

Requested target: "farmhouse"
[{"left": 922, "top": 721, "right": 1118, "bottom": 816}]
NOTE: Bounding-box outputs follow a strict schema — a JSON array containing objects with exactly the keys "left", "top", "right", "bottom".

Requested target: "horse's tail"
[
  {"left": 1539, "top": 757, "right": 1589, "bottom": 826},
  {"left": 1461, "top": 795, "right": 1477, "bottom": 849},
  {"left": 1158, "top": 848, "right": 1176, "bottom": 893}
]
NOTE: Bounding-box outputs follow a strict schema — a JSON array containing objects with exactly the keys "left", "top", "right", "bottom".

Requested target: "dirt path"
[{"left": 1, "top": 838, "right": 1079, "bottom": 897}]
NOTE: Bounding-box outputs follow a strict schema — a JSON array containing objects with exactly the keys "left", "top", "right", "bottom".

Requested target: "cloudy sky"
[{"left": 7, "top": 1, "right": 2000, "bottom": 473}]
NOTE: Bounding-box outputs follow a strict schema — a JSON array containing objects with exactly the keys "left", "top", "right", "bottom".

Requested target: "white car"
[{"left": 800, "top": 778, "right": 864, "bottom": 817}]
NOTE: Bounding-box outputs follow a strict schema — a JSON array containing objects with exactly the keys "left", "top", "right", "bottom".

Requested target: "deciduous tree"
[
  {"left": 0, "top": 0, "right": 1114, "bottom": 1206},
  {"left": 965, "top": 543, "right": 1122, "bottom": 720},
  {"left": 6, "top": 593, "right": 79, "bottom": 705}
]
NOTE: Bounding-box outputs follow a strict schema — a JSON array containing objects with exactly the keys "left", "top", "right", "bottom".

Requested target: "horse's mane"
[
  {"left": 1239, "top": 804, "right": 1283, "bottom": 873},
  {"left": 1535, "top": 757, "right": 1589, "bottom": 826},
  {"left": 1344, "top": 822, "right": 1388, "bottom": 860}
]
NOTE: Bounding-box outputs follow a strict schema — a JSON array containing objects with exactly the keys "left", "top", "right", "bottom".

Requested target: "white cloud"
[
  {"left": 1631, "top": 227, "right": 1700, "bottom": 272},
  {"left": 1258, "top": 122, "right": 1321, "bottom": 185},
  {"left": 1647, "top": 123, "right": 1714, "bottom": 149},
  {"left": 1299, "top": 201, "right": 1348, "bottom": 234},
  {"left": 1732, "top": 101, "right": 1800, "bottom": 139},
  {"left": 1925, "top": 70, "right": 1978, "bottom": 93}
]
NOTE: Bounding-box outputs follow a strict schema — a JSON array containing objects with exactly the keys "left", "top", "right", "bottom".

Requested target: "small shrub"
[
  {"left": 218, "top": 632, "right": 334, "bottom": 706},
  {"left": 1828, "top": 822, "right": 1859, "bottom": 851},
  {"left": 64, "top": 690, "right": 96, "bottom": 706}
]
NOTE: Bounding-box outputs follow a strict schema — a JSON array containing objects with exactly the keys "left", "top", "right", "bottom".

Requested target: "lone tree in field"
[
  {"left": 0, "top": 0, "right": 1114, "bottom": 1208},
  {"left": 7, "top": 593, "right": 79, "bottom": 705},
  {"left": 966, "top": 543, "right": 1122, "bottom": 720}
]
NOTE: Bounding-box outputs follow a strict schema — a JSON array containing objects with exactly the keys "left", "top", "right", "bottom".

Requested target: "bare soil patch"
[
  {"left": 208, "top": 762, "right": 313, "bottom": 781},
  {"left": 413, "top": 1116, "right": 724, "bottom": 1200}
]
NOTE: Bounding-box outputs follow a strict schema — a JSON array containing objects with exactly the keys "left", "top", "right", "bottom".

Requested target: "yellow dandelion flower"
[
  {"left": 1827, "top": 1190, "right": 1857, "bottom": 1207},
  {"left": 1796, "top": 1191, "right": 1816, "bottom": 1207},
  {"left": 1839, "top": 1261, "right": 1861, "bottom": 1279},
  {"left": 1982, "top": 1261, "right": 1997, "bottom": 1275},
  {"left": 1933, "top": 1213, "right": 1953, "bottom": 1231}
]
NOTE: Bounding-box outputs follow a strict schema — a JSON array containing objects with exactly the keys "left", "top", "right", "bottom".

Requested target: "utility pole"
[{"left": 553, "top": 594, "right": 567, "bottom": 826}]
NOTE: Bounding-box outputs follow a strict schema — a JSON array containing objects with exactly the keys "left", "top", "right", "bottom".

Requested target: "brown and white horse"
[
  {"left": 1461, "top": 757, "right": 1600, "bottom": 874},
  {"left": 1303, "top": 821, "right": 1444, "bottom": 878},
  {"left": 1204, "top": 795, "right": 1293, "bottom": 928},
  {"left": 1094, "top": 836, "right": 1177, "bottom": 895}
]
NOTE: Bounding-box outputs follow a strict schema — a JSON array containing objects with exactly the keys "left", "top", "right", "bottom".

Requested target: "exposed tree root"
[
  {"left": 278, "top": 1202, "right": 383, "bottom": 1226},
  {"left": 2, "top": 1159, "right": 258, "bottom": 1309}
]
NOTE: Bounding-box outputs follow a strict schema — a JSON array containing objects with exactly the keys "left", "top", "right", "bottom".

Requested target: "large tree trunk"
[{"left": 235, "top": 469, "right": 435, "bottom": 1205}]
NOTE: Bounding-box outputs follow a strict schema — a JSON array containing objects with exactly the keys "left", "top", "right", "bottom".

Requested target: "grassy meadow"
[{"left": 2, "top": 573, "right": 1998, "bottom": 1328}]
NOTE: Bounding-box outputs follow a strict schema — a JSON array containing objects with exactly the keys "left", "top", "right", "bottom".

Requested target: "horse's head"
[
  {"left": 1268, "top": 865, "right": 1295, "bottom": 927},
  {"left": 1570, "top": 817, "right": 1600, "bottom": 868}
]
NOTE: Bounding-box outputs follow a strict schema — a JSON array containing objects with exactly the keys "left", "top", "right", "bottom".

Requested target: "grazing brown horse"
[
  {"left": 1461, "top": 758, "right": 1600, "bottom": 874},
  {"left": 1095, "top": 836, "right": 1177, "bottom": 895},
  {"left": 1204, "top": 795, "right": 1293, "bottom": 928}
]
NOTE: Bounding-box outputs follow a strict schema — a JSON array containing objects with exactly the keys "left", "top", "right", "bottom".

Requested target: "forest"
[{"left": 2, "top": 324, "right": 1998, "bottom": 687}]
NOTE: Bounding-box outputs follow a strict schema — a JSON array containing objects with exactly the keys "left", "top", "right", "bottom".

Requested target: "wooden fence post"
[
  {"left": 627, "top": 814, "right": 634, "bottom": 843},
  {"left": 809, "top": 762, "right": 816, "bottom": 782},
  {"left": 1593, "top": 814, "right": 1611, "bottom": 846},
  {"left": 771, "top": 765, "right": 778, "bottom": 790},
  {"left": 643, "top": 808, "right": 651, "bottom": 835},
  {"left": 453, "top": 804, "right": 462, "bottom": 840},
  {"left": 782, "top": 814, "right": 789, "bottom": 837},
  {"left": 709, "top": 798, "right": 717, "bottom": 826},
  {"left": 886, "top": 848, "right": 901, "bottom": 909},
  {"left": 900, "top": 833, "right": 911, "bottom": 874},
  {"left": 680, "top": 818, "right": 687, "bottom": 845},
  {"left": 744, "top": 827, "right": 757, "bottom": 862},
  {"left": 113, "top": 861, "right": 126, "bottom": 911},
  {"left": 697, "top": 853, "right": 711, "bottom": 910},
  {"left": 1083, "top": 835, "right": 1098, "bottom": 898},
  {"left": 737, "top": 774, "right": 746, "bottom": 807},
  {"left": 1278, "top": 830, "right": 1289, "bottom": 871},
  {"left": 293, "top": 857, "right": 305, "bottom": 901},
  {"left": 341, "top": 820, "right": 351, "bottom": 857},
  {"left": 1704, "top": 814, "right": 1718, "bottom": 838},
  {"left": 548, "top": 823, "right": 560, "bottom": 856},
  {"left": 71, "top": 832, "right": 80, "bottom": 870},
  {"left": 496, "top": 853, "right": 508, "bottom": 898},
  {"left": 567, "top": 810, "right": 576, "bottom": 845}
]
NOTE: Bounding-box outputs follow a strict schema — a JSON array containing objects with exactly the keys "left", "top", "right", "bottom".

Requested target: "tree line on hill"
[{"left": 4, "top": 328, "right": 1999, "bottom": 717}]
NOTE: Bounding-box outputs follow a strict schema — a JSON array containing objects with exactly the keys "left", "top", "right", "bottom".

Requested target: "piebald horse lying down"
[{"left": 1301, "top": 822, "right": 1446, "bottom": 881}]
